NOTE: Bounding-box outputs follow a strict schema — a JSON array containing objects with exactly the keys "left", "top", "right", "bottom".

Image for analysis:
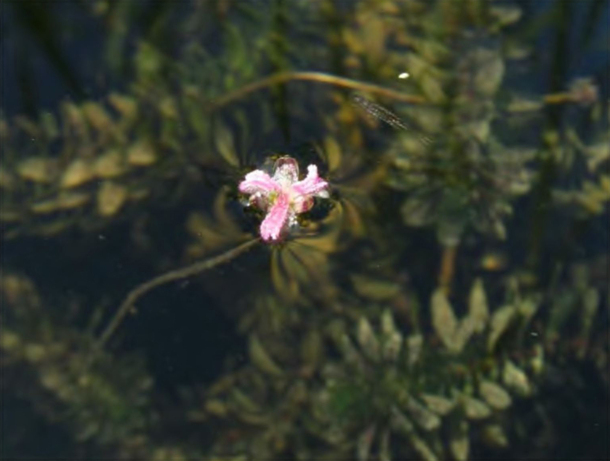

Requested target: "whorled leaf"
[
  {"left": 420, "top": 394, "right": 455, "bottom": 416},
  {"left": 502, "top": 360, "right": 532, "bottom": 397},
  {"left": 357, "top": 317, "right": 381, "bottom": 362},
  {"left": 468, "top": 278, "right": 489, "bottom": 333},
  {"left": 380, "top": 309, "right": 403, "bottom": 362},
  {"left": 403, "top": 394, "right": 441, "bottom": 432},
  {"left": 300, "top": 328, "right": 324, "bottom": 375},
  {"left": 449, "top": 418, "right": 469, "bottom": 461},
  {"left": 248, "top": 334, "right": 284, "bottom": 377},
  {"left": 406, "top": 333, "right": 424, "bottom": 367},
  {"left": 351, "top": 274, "right": 402, "bottom": 301},
  {"left": 356, "top": 424, "right": 376, "bottom": 461},
  {"left": 460, "top": 395, "right": 492, "bottom": 420},
  {"left": 431, "top": 288, "right": 460, "bottom": 353},
  {"left": 213, "top": 120, "right": 240, "bottom": 168},
  {"left": 481, "top": 423, "right": 509, "bottom": 448},
  {"left": 479, "top": 380, "right": 512, "bottom": 410},
  {"left": 487, "top": 305, "right": 516, "bottom": 352}
]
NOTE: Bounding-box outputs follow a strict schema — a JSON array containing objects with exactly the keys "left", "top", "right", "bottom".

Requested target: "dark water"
[{"left": 1, "top": 1, "right": 609, "bottom": 460}]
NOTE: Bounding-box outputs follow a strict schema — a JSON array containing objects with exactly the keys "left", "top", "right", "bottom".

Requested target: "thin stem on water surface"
[
  {"left": 207, "top": 70, "right": 574, "bottom": 112},
  {"left": 208, "top": 71, "right": 428, "bottom": 110},
  {"left": 94, "top": 238, "right": 260, "bottom": 352}
]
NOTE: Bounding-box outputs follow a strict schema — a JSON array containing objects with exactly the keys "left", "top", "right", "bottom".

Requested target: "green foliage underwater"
[{"left": 1, "top": 0, "right": 608, "bottom": 459}]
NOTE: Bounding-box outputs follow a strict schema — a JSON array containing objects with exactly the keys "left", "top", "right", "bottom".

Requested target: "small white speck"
[
  {"left": 530, "top": 331, "right": 538, "bottom": 337},
  {"left": 98, "top": 234, "right": 106, "bottom": 240},
  {"left": 398, "top": 72, "right": 410, "bottom": 79}
]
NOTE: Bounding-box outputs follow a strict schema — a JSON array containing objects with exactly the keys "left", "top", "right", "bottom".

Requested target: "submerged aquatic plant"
[
  {"left": 199, "top": 278, "right": 545, "bottom": 460},
  {"left": 199, "top": 241, "right": 608, "bottom": 460},
  {"left": 239, "top": 156, "right": 330, "bottom": 242},
  {"left": 3, "top": 0, "right": 608, "bottom": 459},
  {"left": 0, "top": 273, "right": 154, "bottom": 448}
]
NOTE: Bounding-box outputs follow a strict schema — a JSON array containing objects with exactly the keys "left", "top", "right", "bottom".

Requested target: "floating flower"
[{"left": 239, "top": 156, "right": 329, "bottom": 242}]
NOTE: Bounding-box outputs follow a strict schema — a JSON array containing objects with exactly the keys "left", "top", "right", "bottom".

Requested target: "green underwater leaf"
[
  {"left": 502, "top": 360, "right": 532, "bottom": 397},
  {"left": 487, "top": 305, "right": 516, "bottom": 352},
  {"left": 431, "top": 288, "right": 460, "bottom": 353},
  {"left": 449, "top": 418, "right": 469, "bottom": 461},
  {"left": 214, "top": 120, "right": 240, "bottom": 167},
  {"left": 482, "top": 423, "right": 509, "bottom": 448},
  {"left": 479, "top": 380, "right": 512, "bottom": 410},
  {"left": 357, "top": 317, "right": 381, "bottom": 363},
  {"left": 248, "top": 334, "right": 284, "bottom": 377},
  {"left": 420, "top": 394, "right": 455, "bottom": 416},
  {"left": 468, "top": 278, "right": 489, "bottom": 333},
  {"left": 460, "top": 394, "right": 492, "bottom": 420}
]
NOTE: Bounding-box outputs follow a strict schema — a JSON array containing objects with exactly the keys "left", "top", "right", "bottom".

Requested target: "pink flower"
[{"left": 239, "top": 156, "right": 329, "bottom": 242}]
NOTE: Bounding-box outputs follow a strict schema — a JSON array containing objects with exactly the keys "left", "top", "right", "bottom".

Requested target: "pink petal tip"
[{"left": 260, "top": 192, "right": 290, "bottom": 241}]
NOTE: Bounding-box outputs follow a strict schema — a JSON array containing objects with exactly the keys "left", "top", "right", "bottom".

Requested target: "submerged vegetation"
[{"left": 1, "top": 0, "right": 608, "bottom": 459}]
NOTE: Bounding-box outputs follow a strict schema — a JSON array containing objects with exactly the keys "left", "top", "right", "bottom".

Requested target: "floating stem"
[
  {"left": 208, "top": 71, "right": 427, "bottom": 111},
  {"left": 94, "top": 238, "right": 260, "bottom": 352},
  {"left": 207, "top": 70, "right": 575, "bottom": 112}
]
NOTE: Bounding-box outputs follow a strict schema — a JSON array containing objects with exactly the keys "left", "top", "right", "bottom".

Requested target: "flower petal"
[
  {"left": 292, "top": 165, "right": 329, "bottom": 197},
  {"left": 239, "top": 170, "right": 280, "bottom": 195},
  {"left": 260, "top": 192, "right": 291, "bottom": 241}
]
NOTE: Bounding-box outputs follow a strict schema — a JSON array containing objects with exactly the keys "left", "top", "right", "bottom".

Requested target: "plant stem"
[
  {"left": 543, "top": 92, "right": 574, "bottom": 104},
  {"left": 208, "top": 71, "right": 428, "bottom": 111},
  {"left": 208, "top": 70, "right": 573, "bottom": 115},
  {"left": 93, "top": 238, "right": 260, "bottom": 352},
  {"left": 438, "top": 243, "right": 458, "bottom": 295}
]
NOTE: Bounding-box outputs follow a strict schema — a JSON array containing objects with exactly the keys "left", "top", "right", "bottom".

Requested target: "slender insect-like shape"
[{"left": 350, "top": 93, "right": 433, "bottom": 146}]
